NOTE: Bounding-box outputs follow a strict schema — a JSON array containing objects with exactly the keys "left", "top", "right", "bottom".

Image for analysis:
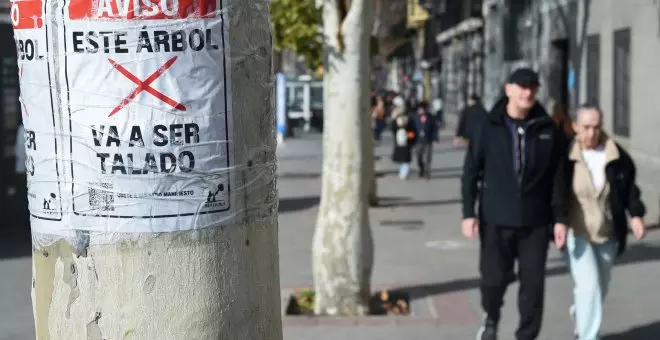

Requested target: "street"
[{"left": 2, "top": 129, "right": 660, "bottom": 339}]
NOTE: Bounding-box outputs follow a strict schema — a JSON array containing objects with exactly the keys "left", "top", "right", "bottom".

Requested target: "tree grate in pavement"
[{"left": 281, "top": 285, "right": 481, "bottom": 326}]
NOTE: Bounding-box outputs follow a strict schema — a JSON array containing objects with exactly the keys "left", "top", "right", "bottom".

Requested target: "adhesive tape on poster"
[{"left": 12, "top": 0, "right": 264, "bottom": 237}]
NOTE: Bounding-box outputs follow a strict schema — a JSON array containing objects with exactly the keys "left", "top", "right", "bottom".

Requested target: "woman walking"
[
  {"left": 390, "top": 97, "right": 417, "bottom": 180},
  {"left": 565, "top": 105, "right": 647, "bottom": 340}
]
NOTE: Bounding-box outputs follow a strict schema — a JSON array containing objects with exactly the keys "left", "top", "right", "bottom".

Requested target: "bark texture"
[
  {"left": 30, "top": 1, "right": 282, "bottom": 339},
  {"left": 312, "top": 0, "right": 374, "bottom": 316}
]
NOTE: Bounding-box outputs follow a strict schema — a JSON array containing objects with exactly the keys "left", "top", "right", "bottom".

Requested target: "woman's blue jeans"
[{"left": 564, "top": 232, "right": 617, "bottom": 340}]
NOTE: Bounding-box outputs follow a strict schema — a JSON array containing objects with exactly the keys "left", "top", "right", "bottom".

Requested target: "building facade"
[
  {"left": 429, "top": 0, "right": 484, "bottom": 119},
  {"left": 382, "top": 0, "right": 476, "bottom": 102},
  {"left": 436, "top": 18, "right": 484, "bottom": 119},
  {"left": 482, "top": 0, "right": 660, "bottom": 224}
]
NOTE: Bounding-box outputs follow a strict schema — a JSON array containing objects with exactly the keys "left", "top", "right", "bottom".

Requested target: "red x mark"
[{"left": 108, "top": 57, "right": 186, "bottom": 117}]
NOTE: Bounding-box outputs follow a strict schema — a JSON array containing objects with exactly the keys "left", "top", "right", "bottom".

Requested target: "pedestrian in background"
[
  {"left": 431, "top": 96, "right": 444, "bottom": 129},
  {"left": 412, "top": 102, "right": 438, "bottom": 179},
  {"left": 431, "top": 96, "right": 443, "bottom": 118},
  {"left": 407, "top": 92, "right": 419, "bottom": 116},
  {"left": 384, "top": 91, "right": 397, "bottom": 120},
  {"left": 390, "top": 97, "right": 417, "bottom": 180},
  {"left": 551, "top": 102, "right": 575, "bottom": 144},
  {"left": 564, "top": 104, "right": 646, "bottom": 340},
  {"left": 461, "top": 68, "right": 569, "bottom": 340},
  {"left": 455, "top": 94, "right": 488, "bottom": 146},
  {"left": 371, "top": 93, "right": 386, "bottom": 141}
]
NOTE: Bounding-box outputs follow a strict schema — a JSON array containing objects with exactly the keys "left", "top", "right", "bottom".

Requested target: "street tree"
[
  {"left": 271, "top": 0, "right": 323, "bottom": 69},
  {"left": 312, "top": 0, "right": 375, "bottom": 315},
  {"left": 16, "top": 0, "right": 282, "bottom": 339}
]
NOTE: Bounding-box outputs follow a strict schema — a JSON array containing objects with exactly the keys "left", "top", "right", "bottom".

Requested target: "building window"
[
  {"left": 585, "top": 34, "right": 600, "bottom": 106},
  {"left": 613, "top": 28, "right": 631, "bottom": 137},
  {"left": 504, "top": 2, "right": 527, "bottom": 61}
]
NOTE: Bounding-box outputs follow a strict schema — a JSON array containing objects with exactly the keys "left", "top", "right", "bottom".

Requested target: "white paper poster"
[
  {"left": 11, "top": 0, "right": 64, "bottom": 223},
  {"left": 14, "top": 0, "right": 234, "bottom": 233}
]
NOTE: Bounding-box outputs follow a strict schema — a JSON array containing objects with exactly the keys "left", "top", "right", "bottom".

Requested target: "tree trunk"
[
  {"left": 312, "top": 0, "right": 374, "bottom": 316},
  {"left": 17, "top": 0, "right": 282, "bottom": 339}
]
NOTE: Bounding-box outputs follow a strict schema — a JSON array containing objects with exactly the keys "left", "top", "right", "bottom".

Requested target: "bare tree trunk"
[
  {"left": 312, "top": 0, "right": 375, "bottom": 316},
  {"left": 16, "top": 0, "right": 282, "bottom": 339}
]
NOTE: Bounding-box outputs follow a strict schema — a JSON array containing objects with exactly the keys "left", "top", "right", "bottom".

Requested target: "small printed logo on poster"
[
  {"left": 203, "top": 183, "right": 227, "bottom": 209},
  {"left": 41, "top": 193, "right": 60, "bottom": 214}
]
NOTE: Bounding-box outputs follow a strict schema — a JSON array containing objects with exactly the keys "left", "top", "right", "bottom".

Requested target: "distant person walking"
[
  {"left": 407, "top": 93, "right": 419, "bottom": 116},
  {"left": 431, "top": 96, "right": 443, "bottom": 118},
  {"left": 455, "top": 94, "right": 488, "bottom": 146},
  {"left": 371, "top": 93, "right": 386, "bottom": 141},
  {"left": 550, "top": 102, "right": 575, "bottom": 144},
  {"left": 431, "top": 96, "right": 444, "bottom": 128},
  {"left": 461, "top": 68, "right": 569, "bottom": 340},
  {"left": 565, "top": 104, "right": 646, "bottom": 340},
  {"left": 390, "top": 97, "right": 417, "bottom": 180},
  {"left": 412, "top": 102, "right": 438, "bottom": 179}
]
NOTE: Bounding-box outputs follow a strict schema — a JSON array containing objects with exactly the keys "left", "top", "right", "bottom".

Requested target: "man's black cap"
[{"left": 507, "top": 68, "right": 540, "bottom": 87}]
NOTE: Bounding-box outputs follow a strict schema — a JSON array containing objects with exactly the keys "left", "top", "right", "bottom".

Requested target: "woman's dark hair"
[
  {"left": 371, "top": 95, "right": 378, "bottom": 108},
  {"left": 551, "top": 103, "right": 574, "bottom": 137}
]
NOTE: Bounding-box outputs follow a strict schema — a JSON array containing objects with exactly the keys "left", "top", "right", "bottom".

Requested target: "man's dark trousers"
[
  {"left": 416, "top": 142, "right": 433, "bottom": 176},
  {"left": 479, "top": 224, "right": 549, "bottom": 340}
]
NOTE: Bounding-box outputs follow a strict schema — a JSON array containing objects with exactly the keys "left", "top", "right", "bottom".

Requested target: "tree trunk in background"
[
  {"left": 21, "top": 1, "right": 282, "bottom": 339},
  {"left": 312, "top": 0, "right": 375, "bottom": 316}
]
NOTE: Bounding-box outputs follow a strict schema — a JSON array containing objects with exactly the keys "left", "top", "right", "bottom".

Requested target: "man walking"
[
  {"left": 455, "top": 94, "right": 488, "bottom": 146},
  {"left": 413, "top": 102, "right": 438, "bottom": 179},
  {"left": 461, "top": 68, "right": 569, "bottom": 340}
]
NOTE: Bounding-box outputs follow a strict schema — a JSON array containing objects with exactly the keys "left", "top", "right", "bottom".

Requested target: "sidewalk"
[
  {"left": 277, "top": 131, "right": 660, "bottom": 340},
  {"left": 1, "top": 129, "right": 659, "bottom": 340}
]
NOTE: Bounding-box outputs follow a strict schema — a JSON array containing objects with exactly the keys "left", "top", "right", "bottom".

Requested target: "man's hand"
[
  {"left": 553, "top": 223, "right": 568, "bottom": 249},
  {"left": 462, "top": 218, "right": 479, "bottom": 240},
  {"left": 631, "top": 217, "right": 646, "bottom": 240},
  {"left": 453, "top": 137, "right": 466, "bottom": 147}
]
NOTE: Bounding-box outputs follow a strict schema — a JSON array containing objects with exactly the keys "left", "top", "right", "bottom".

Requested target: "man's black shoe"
[{"left": 476, "top": 319, "right": 497, "bottom": 340}]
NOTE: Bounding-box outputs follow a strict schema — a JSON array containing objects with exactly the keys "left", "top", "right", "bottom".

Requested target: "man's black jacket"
[{"left": 461, "top": 98, "right": 568, "bottom": 227}]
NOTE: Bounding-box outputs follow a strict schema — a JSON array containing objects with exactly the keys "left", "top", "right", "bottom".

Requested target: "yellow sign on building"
[{"left": 407, "top": 0, "right": 429, "bottom": 29}]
